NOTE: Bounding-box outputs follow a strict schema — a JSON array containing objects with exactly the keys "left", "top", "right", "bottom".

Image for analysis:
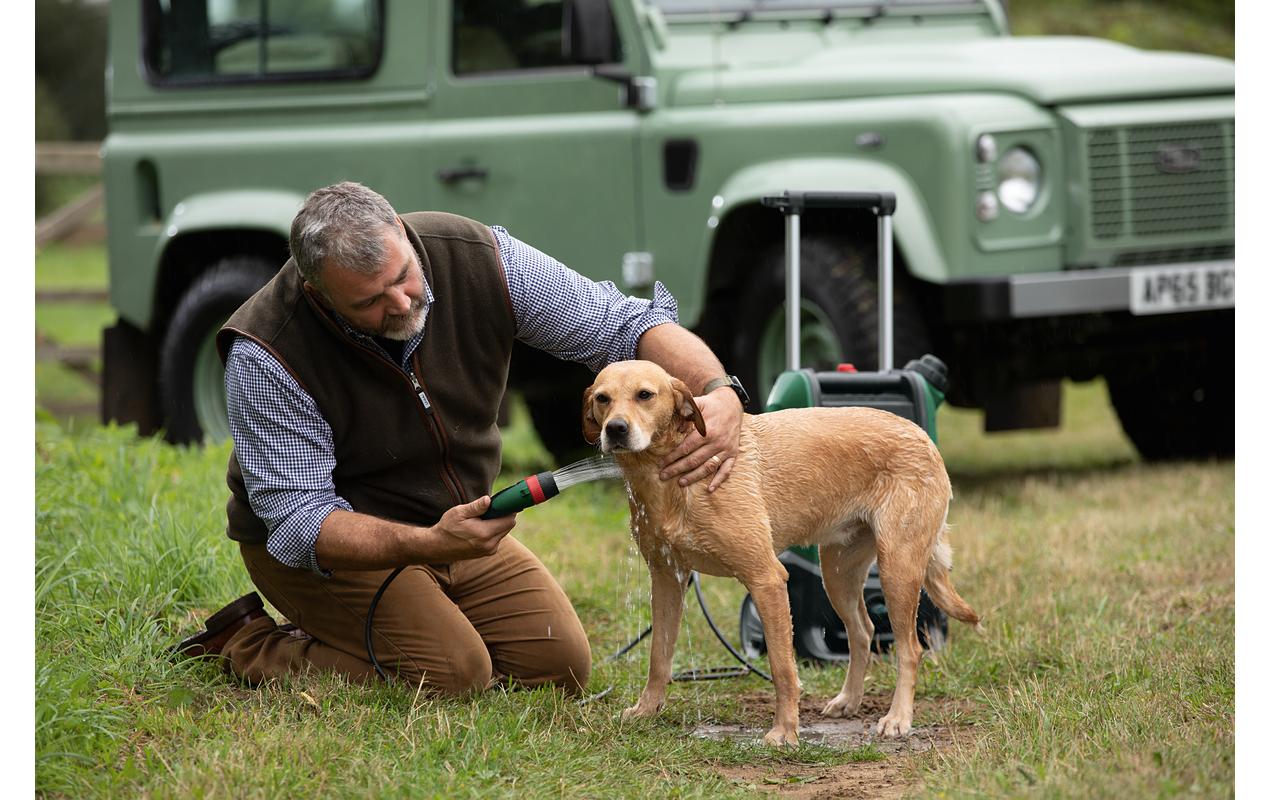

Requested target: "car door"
[{"left": 427, "top": 0, "right": 642, "bottom": 288}]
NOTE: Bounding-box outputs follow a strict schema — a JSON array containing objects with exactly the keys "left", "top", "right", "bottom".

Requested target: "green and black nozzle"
[
  {"left": 480, "top": 455, "right": 623, "bottom": 519},
  {"left": 482, "top": 470, "right": 561, "bottom": 518}
]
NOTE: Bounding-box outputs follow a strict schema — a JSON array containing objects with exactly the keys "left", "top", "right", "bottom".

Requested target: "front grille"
[
  {"left": 1113, "top": 244, "right": 1235, "bottom": 267},
  {"left": 1086, "top": 120, "right": 1233, "bottom": 241}
]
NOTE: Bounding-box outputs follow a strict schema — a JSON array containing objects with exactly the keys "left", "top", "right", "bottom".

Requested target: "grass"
[{"left": 34, "top": 374, "right": 1234, "bottom": 797}]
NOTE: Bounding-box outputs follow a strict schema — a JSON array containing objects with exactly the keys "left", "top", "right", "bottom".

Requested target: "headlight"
[{"left": 997, "top": 147, "right": 1041, "bottom": 213}]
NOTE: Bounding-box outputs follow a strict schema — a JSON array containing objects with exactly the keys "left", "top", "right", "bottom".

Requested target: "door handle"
[{"left": 437, "top": 165, "right": 489, "bottom": 184}]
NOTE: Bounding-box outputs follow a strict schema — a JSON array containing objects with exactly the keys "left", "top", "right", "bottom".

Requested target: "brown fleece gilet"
[{"left": 217, "top": 211, "right": 516, "bottom": 545}]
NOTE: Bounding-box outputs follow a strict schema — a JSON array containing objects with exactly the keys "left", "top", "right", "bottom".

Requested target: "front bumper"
[{"left": 943, "top": 259, "right": 1235, "bottom": 323}]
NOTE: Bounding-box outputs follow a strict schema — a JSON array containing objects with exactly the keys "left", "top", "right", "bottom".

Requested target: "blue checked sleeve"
[
  {"left": 225, "top": 337, "right": 352, "bottom": 575},
  {"left": 492, "top": 226, "right": 679, "bottom": 372}
]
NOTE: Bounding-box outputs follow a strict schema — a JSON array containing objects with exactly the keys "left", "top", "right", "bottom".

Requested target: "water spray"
[{"left": 481, "top": 456, "right": 623, "bottom": 519}]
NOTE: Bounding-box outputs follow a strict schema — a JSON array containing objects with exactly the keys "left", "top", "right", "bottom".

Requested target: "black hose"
[
  {"left": 366, "top": 566, "right": 404, "bottom": 682},
  {"left": 366, "top": 567, "right": 772, "bottom": 687},
  {"left": 604, "top": 571, "right": 772, "bottom": 683},
  {"left": 688, "top": 572, "right": 771, "bottom": 682}
]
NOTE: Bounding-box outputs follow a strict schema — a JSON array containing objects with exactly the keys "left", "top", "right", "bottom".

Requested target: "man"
[{"left": 175, "top": 182, "right": 746, "bottom": 695}]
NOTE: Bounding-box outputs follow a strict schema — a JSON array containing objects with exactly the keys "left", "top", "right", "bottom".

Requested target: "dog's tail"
[{"left": 924, "top": 526, "right": 982, "bottom": 631}]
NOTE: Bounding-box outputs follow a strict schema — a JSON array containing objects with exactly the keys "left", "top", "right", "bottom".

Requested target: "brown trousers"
[{"left": 222, "top": 537, "right": 592, "bottom": 695}]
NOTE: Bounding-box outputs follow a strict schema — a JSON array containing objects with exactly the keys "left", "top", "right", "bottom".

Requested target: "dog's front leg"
[{"left": 622, "top": 562, "right": 690, "bottom": 720}]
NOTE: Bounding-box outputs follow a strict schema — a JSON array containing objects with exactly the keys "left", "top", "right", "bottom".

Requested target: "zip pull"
[{"left": 408, "top": 370, "right": 433, "bottom": 414}]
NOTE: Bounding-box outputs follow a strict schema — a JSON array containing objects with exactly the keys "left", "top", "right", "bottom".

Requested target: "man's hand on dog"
[
  {"left": 424, "top": 497, "right": 517, "bottom": 560},
  {"left": 659, "top": 387, "right": 743, "bottom": 491}
]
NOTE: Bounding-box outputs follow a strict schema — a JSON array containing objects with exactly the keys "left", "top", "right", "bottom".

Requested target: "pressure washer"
[{"left": 743, "top": 190, "right": 951, "bottom": 662}]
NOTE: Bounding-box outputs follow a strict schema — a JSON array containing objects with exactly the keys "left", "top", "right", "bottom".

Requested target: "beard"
[{"left": 376, "top": 295, "right": 428, "bottom": 341}]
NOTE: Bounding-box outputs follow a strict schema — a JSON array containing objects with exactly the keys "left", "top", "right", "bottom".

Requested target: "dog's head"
[{"left": 582, "top": 360, "right": 706, "bottom": 454}]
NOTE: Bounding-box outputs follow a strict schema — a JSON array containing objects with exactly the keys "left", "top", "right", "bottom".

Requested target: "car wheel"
[
  {"left": 1106, "top": 316, "right": 1234, "bottom": 460},
  {"left": 733, "top": 235, "right": 929, "bottom": 408},
  {"left": 159, "top": 257, "right": 276, "bottom": 445}
]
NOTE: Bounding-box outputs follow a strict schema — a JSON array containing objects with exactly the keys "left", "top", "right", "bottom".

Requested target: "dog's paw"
[
  {"left": 621, "top": 699, "right": 663, "bottom": 720},
  {"left": 875, "top": 711, "right": 913, "bottom": 738},
  {"left": 762, "top": 727, "right": 799, "bottom": 748},
  {"left": 820, "top": 692, "right": 862, "bottom": 718}
]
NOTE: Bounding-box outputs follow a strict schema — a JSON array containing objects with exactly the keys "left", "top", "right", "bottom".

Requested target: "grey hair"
[{"left": 288, "top": 182, "right": 401, "bottom": 290}]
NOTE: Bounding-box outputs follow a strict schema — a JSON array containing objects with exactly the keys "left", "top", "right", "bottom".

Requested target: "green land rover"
[{"left": 101, "top": 0, "right": 1235, "bottom": 461}]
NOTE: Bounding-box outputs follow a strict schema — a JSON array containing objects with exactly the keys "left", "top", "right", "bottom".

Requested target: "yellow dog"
[{"left": 583, "top": 360, "right": 980, "bottom": 746}]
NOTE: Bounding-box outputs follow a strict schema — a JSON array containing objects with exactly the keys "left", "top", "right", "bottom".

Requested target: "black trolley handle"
[{"left": 761, "top": 191, "right": 898, "bottom": 372}]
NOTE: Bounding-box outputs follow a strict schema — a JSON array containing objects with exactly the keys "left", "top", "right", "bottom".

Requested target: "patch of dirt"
[{"left": 700, "top": 692, "right": 972, "bottom": 798}]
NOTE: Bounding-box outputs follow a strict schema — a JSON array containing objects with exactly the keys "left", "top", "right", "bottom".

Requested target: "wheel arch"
[{"left": 148, "top": 189, "right": 301, "bottom": 341}]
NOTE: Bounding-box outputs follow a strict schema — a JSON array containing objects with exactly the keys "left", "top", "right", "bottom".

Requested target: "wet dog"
[{"left": 583, "top": 360, "right": 979, "bottom": 746}]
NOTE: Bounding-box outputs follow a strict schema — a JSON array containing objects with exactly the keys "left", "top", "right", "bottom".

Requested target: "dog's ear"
[
  {"left": 581, "top": 386, "right": 601, "bottom": 445},
  {"left": 670, "top": 378, "right": 707, "bottom": 437}
]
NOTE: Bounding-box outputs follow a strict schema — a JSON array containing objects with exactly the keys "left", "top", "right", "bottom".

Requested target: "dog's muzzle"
[{"left": 603, "top": 418, "right": 629, "bottom": 451}]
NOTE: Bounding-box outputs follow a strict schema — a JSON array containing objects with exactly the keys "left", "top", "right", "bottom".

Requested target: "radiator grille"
[{"left": 1086, "top": 120, "right": 1233, "bottom": 240}]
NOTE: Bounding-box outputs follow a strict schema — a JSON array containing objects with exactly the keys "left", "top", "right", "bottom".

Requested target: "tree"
[{"left": 35, "top": 0, "right": 108, "bottom": 142}]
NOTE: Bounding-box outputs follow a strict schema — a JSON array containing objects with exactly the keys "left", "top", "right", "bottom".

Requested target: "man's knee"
[
  {"left": 522, "top": 622, "right": 592, "bottom": 695},
  {"left": 399, "top": 645, "right": 493, "bottom": 696}
]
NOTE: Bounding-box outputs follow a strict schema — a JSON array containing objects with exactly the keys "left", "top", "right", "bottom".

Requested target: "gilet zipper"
[
  {"left": 306, "top": 295, "right": 468, "bottom": 507},
  {"left": 340, "top": 336, "right": 466, "bottom": 507},
  {"left": 406, "top": 363, "right": 469, "bottom": 505}
]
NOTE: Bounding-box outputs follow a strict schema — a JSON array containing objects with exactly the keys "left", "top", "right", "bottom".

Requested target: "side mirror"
[{"left": 563, "top": 0, "right": 618, "bottom": 65}]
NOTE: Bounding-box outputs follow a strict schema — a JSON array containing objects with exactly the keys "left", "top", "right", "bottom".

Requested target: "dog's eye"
[
  {"left": 595, "top": 394, "right": 610, "bottom": 405},
  {"left": 637, "top": 390, "right": 654, "bottom": 400}
]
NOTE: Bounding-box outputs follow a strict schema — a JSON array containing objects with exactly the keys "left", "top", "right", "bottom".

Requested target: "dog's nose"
[{"left": 605, "top": 419, "right": 629, "bottom": 441}]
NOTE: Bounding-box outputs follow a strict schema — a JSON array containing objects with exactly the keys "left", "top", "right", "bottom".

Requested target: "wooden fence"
[
  {"left": 35, "top": 141, "right": 104, "bottom": 248},
  {"left": 36, "top": 141, "right": 107, "bottom": 418}
]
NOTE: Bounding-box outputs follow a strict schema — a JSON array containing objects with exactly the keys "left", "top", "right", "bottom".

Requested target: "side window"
[
  {"left": 144, "top": 0, "right": 383, "bottom": 84},
  {"left": 452, "top": 0, "right": 615, "bottom": 75}
]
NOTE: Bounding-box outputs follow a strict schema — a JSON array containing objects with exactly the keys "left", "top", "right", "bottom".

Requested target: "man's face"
[{"left": 312, "top": 223, "right": 427, "bottom": 341}]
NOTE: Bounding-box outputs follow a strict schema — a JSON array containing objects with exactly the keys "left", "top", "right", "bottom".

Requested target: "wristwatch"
[{"left": 702, "top": 375, "right": 750, "bottom": 407}]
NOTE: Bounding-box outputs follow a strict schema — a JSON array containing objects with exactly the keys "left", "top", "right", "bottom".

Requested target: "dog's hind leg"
[
  {"left": 622, "top": 562, "right": 690, "bottom": 720},
  {"left": 818, "top": 530, "right": 878, "bottom": 719},
  {"left": 872, "top": 502, "right": 942, "bottom": 737},
  {"left": 741, "top": 557, "right": 801, "bottom": 747}
]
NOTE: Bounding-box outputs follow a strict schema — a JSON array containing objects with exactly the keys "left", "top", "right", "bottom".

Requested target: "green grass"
[
  {"left": 35, "top": 374, "right": 1234, "bottom": 797},
  {"left": 34, "top": 241, "right": 109, "bottom": 292}
]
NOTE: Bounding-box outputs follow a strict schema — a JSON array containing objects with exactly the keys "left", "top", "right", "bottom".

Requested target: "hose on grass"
[{"left": 366, "top": 568, "right": 772, "bottom": 691}]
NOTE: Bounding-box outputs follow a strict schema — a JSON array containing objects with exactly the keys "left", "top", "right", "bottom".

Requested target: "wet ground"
[{"left": 697, "top": 692, "right": 972, "bottom": 798}]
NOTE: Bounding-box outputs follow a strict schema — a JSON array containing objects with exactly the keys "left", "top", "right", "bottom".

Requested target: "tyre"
[
  {"left": 732, "top": 236, "right": 930, "bottom": 408},
  {"left": 1106, "top": 315, "right": 1234, "bottom": 460},
  {"left": 159, "top": 257, "right": 276, "bottom": 445},
  {"left": 738, "top": 594, "right": 767, "bottom": 659}
]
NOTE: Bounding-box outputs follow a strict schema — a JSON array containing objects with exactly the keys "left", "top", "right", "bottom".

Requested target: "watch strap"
[
  {"left": 702, "top": 375, "right": 750, "bottom": 406},
  {"left": 701, "top": 376, "right": 733, "bottom": 396}
]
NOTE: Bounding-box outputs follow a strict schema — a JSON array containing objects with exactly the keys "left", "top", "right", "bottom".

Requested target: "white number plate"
[{"left": 1129, "top": 263, "right": 1234, "bottom": 316}]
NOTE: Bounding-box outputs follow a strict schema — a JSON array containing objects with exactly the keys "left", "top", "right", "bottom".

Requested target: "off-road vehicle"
[{"left": 102, "top": 0, "right": 1235, "bottom": 460}]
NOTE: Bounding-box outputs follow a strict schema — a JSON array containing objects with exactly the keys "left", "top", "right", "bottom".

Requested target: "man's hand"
[
  {"left": 658, "top": 387, "right": 744, "bottom": 492},
  {"left": 423, "top": 496, "right": 517, "bottom": 561}
]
